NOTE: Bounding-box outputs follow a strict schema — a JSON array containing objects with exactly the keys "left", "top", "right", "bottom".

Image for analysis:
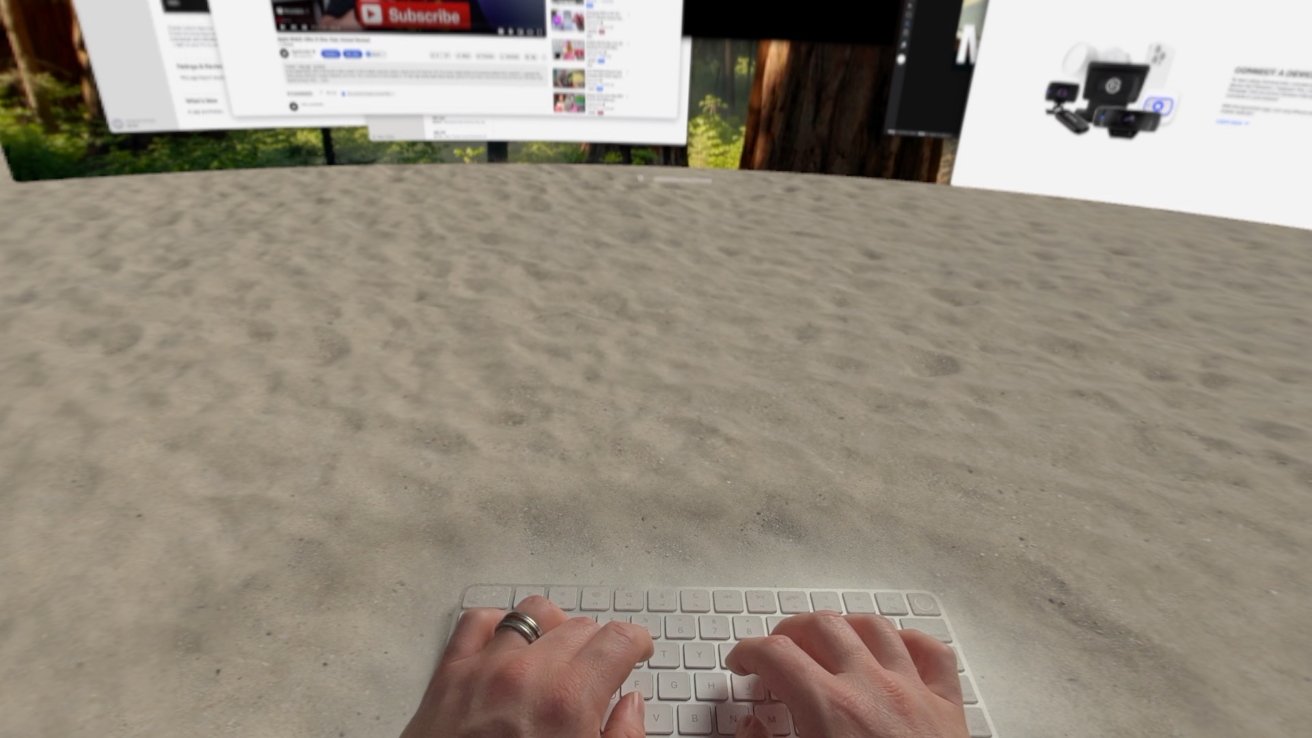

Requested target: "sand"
[{"left": 0, "top": 161, "right": 1308, "bottom": 737}]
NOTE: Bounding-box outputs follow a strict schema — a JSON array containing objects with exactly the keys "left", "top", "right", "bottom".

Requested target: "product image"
[
  {"left": 1091, "top": 106, "right": 1161, "bottom": 138},
  {"left": 1045, "top": 81, "right": 1089, "bottom": 134},
  {"left": 1046, "top": 43, "right": 1173, "bottom": 140}
]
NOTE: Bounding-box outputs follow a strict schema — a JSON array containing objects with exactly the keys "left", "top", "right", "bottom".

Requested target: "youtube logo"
[
  {"left": 355, "top": 1, "right": 472, "bottom": 30},
  {"left": 360, "top": 3, "right": 383, "bottom": 25}
]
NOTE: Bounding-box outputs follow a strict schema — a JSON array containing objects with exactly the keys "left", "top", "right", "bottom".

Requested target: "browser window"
[
  {"left": 208, "top": 0, "right": 684, "bottom": 119},
  {"left": 952, "top": 0, "right": 1312, "bottom": 230},
  {"left": 72, "top": 0, "right": 362, "bottom": 132},
  {"left": 367, "top": 38, "right": 690, "bottom": 143}
]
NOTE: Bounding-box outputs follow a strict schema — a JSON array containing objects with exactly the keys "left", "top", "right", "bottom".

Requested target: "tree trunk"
[
  {"left": 69, "top": 5, "right": 102, "bottom": 123},
  {"left": 740, "top": 40, "right": 942, "bottom": 183},
  {"left": 0, "top": 0, "right": 53, "bottom": 128},
  {"left": 723, "top": 39, "right": 735, "bottom": 110},
  {"left": 658, "top": 146, "right": 688, "bottom": 167},
  {"left": 583, "top": 143, "right": 632, "bottom": 164}
]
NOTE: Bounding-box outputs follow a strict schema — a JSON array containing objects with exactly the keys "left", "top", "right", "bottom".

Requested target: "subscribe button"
[{"left": 357, "top": 2, "right": 471, "bottom": 30}]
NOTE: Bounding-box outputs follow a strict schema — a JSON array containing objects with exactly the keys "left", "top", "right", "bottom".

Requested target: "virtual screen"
[{"left": 272, "top": 0, "right": 546, "bottom": 35}]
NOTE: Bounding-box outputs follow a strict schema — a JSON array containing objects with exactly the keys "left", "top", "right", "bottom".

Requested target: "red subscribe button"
[{"left": 356, "top": 2, "right": 472, "bottom": 30}]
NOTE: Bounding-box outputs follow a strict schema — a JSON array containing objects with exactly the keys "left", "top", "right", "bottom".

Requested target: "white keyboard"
[{"left": 454, "top": 585, "right": 997, "bottom": 737}]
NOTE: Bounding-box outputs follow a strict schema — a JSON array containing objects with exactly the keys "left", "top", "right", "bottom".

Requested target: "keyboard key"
[
  {"left": 908, "top": 592, "right": 941, "bottom": 616},
  {"left": 754, "top": 702, "right": 793, "bottom": 735},
  {"left": 614, "top": 589, "right": 645, "bottom": 612},
  {"left": 644, "top": 702, "right": 674, "bottom": 735},
  {"left": 699, "top": 615, "right": 731, "bottom": 640},
  {"left": 596, "top": 613, "right": 629, "bottom": 626},
  {"left": 843, "top": 591, "right": 877, "bottom": 613},
  {"left": 811, "top": 591, "right": 843, "bottom": 612},
  {"left": 580, "top": 587, "right": 612, "bottom": 611},
  {"left": 952, "top": 646, "right": 964, "bottom": 672},
  {"left": 683, "top": 643, "right": 717, "bottom": 669},
  {"left": 695, "top": 673, "right": 729, "bottom": 701},
  {"left": 548, "top": 586, "right": 579, "bottom": 611},
  {"left": 713, "top": 589, "right": 745, "bottom": 613},
  {"left": 902, "top": 617, "right": 952, "bottom": 643},
  {"left": 631, "top": 613, "right": 663, "bottom": 639},
  {"left": 778, "top": 591, "right": 810, "bottom": 613},
  {"left": 666, "top": 614, "right": 697, "bottom": 640},
  {"left": 875, "top": 592, "right": 910, "bottom": 616},
  {"left": 514, "top": 586, "right": 546, "bottom": 606},
  {"left": 462, "top": 585, "right": 513, "bottom": 609},
  {"left": 960, "top": 674, "right": 977, "bottom": 704},
  {"left": 718, "top": 642, "right": 735, "bottom": 669},
  {"left": 649, "top": 642, "right": 681, "bottom": 669},
  {"left": 716, "top": 703, "right": 753, "bottom": 735},
  {"left": 746, "top": 590, "right": 778, "bottom": 614},
  {"left": 681, "top": 589, "right": 712, "bottom": 613},
  {"left": 732, "top": 673, "right": 766, "bottom": 701},
  {"left": 648, "top": 589, "right": 678, "bottom": 612},
  {"left": 678, "top": 704, "right": 714, "bottom": 735},
  {"left": 733, "top": 615, "right": 766, "bottom": 639},
  {"left": 766, "top": 616, "right": 786, "bottom": 633},
  {"left": 621, "top": 671, "right": 654, "bottom": 700},
  {"left": 965, "top": 706, "right": 992, "bottom": 737},
  {"left": 657, "top": 671, "right": 692, "bottom": 700}
]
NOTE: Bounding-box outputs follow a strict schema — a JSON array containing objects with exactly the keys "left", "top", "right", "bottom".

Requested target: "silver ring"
[{"left": 495, "top": 611, "right": 543, "bottom": 644}]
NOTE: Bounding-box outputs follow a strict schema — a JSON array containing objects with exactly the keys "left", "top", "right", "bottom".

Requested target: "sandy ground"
[{"left": 0, "top": 161, "right": 1309, "bottom": 738}]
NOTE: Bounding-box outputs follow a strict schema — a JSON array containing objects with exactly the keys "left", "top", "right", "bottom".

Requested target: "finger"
[
  {"left": 529, "top": 615, "right": 606, "bottom": 659},
  {"left": 571, "top": 620, "right": 656, "bottom": 708},
  {"left": 725, "top": 634, "right": 835, "bottom": 732},
  {"left": 844, "top": 614, "right": 918, "bottom": 679},
  {"left": 439, "top": 608, "right": 507, "bottom": 664},
  {"left": 601, "top": 691, "right": 646, "bottom": 738},
  {"left": 481, "top": 595, "right": 571, "bottom": 657},
  {"left": 767, "top": 612, "right": 880, "bottom": 675},
  {"left": 899, "top": 629, "right": 963, "bottom": 705},
  {"left": 736, "top": 714, "right": 771, "bottom": 738}
]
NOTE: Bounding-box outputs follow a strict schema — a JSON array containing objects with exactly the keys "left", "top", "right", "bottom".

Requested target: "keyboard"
[{"left": 454, "top": 585, "right": 997, "bottom": 737}]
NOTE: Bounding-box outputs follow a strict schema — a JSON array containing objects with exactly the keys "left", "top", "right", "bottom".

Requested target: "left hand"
[{"left": 400, "top": 595, "right": 655, "bottom": 738}]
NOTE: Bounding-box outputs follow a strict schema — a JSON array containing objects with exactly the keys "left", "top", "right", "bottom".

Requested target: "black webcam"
[
  {"left": 1092, "top": 106, "right": 1161, "bottom": 139},
  {"left": 1046, "top": 82, "right": 1080, "bottom": 104}
]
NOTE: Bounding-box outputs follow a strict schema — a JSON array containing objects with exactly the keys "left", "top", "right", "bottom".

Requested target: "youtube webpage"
[
  {"left": 71, "top": 0, "right": 361, "bottom": 132},
  {"left": 208, "top": 0, "right": 684, "bottom": 118},
  {"left": 367, "top": 38, "right": 690, "bottom": 143},
  {"left": 952, "top": 0, "right": 1312, "bottom": 231}
]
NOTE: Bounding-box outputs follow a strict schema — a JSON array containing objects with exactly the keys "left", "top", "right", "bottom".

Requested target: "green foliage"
[
  {"left": 512, "top": 141, "right": 588, "bottom": 164},
  {"left": 0, "top": 50, "right": 756, "bottom": 180},
  {"left": 451, "top": 145, "right": 486, "bottom": 163},
  {"left": 687, "top": 94, "right": 744, "bottom": 170}
]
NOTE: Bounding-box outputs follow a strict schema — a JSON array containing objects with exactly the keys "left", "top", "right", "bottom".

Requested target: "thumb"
[
  {"left": 736, "top": 714, "right": 772, "bottom": 738},
  {"left": 601, "top": 692, "right": 646, "bottom": 738}
]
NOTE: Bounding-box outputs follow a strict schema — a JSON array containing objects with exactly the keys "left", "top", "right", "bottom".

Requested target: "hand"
[
  {"left": 727, "top": 612, "right": 969, "bottom": 738},
  {"left": 400, "top": 595, "right": 656, "bottom": 738}
]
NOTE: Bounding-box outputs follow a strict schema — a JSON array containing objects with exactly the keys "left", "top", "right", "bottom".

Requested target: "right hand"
[{"left": 726, "top": 612, "right": 969, "bottom": 738}]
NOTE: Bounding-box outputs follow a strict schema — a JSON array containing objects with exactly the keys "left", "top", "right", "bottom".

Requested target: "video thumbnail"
[
  {"left": 551, "top": 9, "right": 585, "bottom": 32},
  {"left": 272, "top": 0, "right": 547, "bottom": 35},
  {"left": 955, "top": 0, "right": 988, "bottom": 66},
  {"left": 552, "top": 39, "right": 586, "bottom": 61},
  {"left": 163, "top": 0, "right": 211, "bottom": 11},
  {"left": 553, "top": 93, "right": 586, "bottom": 113},
  {"left": 553, "top": 68, "right": 586, "bottom": 89}
]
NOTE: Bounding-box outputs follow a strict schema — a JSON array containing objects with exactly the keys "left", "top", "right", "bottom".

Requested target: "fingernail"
[{"left": 621, "top": 691, "right": 643, "bottom": 718}]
